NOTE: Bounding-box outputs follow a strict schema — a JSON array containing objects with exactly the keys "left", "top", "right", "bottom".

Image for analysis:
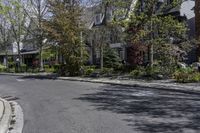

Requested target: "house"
[
  {"left": 0, "top": 32, "right": 39, "bottom": 67},
  {"left": 0, "top": 41, "right": 39, "bottom": 67},
  {"left": 83, "top": 0, "right": 137, "bottom": 66},
  {"left": 83, "top": 0, "right": 197, "bottom": 67},
  {"left": 128, "top": 0, "right": 197, "bottom": 65},
  {"left": 195, "top": 0, "right": 200, "bottom": 59}
]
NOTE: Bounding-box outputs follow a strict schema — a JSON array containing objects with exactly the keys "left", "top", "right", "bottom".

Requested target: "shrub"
[
  {"left": 173, "top": 67, "right": 200, "bottom": 83},
  {"left": 85, "top": 68, "right": 95, "bottom": 76},
  {"left": 45, "top": 68, "right": 55, "bottom": 73},
  {"left": 103, "top": 47, "right": 121, "bottom": 70},
  {"left": 53, "top": 64, "right": 61, "bottom": 73},
  {"left": 8, "top": 61, "right": 15, "bottom": 68},
  {"left": 100, "top": 68, "right": 114, "bottom": 75},
  {"left": 83, "top": 66, "right": 96, "bottom": 76},
  {"left": 44, "top": 65, "right": 50, "bottom": 69},
  {"left": 129, "top": 67, "right": 145, "bottom": 78},
  {"left": 145, "top": 66, "right": 161, "bottom": 77},
  {"left": 21, "top": 64, "right": 27, "bottom": 72},
  {"left": 0, "top": 64, "right": 6, "bottom": 72}
]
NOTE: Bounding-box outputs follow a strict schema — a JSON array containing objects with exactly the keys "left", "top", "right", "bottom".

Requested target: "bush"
[
  {"left": 53, "top": 64, "right": 61, "bottom": 73},
  {"left": 103, "top": 47, "right": 121, "bottom": 70},
  {"left": 45, "top": 68, "right": 55, "bottom": 73},
  {"left": 173, "top": 67, "right": 200, "bottom": 83},
  {"left": 0, "top": 64, "right": 6, "bottom": 72},
  {"left": 129, "top": 67, "right": 145, "bottom": 78},
  {"left": 145, "top": 66, "right": 161, "bottom": 77},
  {"left": 8, "top": 61, "right": 15, "bottom": 68},
  {"left": 83, "top": 66, "right": 95, "bottom": 76},
  {"left": 21, "top": 64, "right": 27, "bottom": 72},
  {"left": 100, "top": 68, "right": 114, "bottom": 75},
  {"left": 44, "top": 65, "right": 50, "bottom": 70}
]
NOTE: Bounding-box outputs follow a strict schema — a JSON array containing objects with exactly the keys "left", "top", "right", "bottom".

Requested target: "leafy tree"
[
  {"left": 0, "top": 5, "right": 12, "bottom": 68},
  {"left": 125, "top": 0, "right": 187, "bottom": 68},
  {"left": 43, "top": 0, "right": 87, "bottom": 76},
  {"left": 3, "top": 0, "right": 29, "bottom": 70}
]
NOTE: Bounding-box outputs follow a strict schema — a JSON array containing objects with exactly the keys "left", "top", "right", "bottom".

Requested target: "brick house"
[{"left": 195, "top": 0, "right": 200, "bottom": 59}]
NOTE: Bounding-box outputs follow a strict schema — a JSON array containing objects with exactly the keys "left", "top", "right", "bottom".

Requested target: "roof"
[
  {"left": 82, "top": 0, "right": 137, "bottom": 29},
  {"left": 0, "top": 50, "right": 39, "bottom": 56}
]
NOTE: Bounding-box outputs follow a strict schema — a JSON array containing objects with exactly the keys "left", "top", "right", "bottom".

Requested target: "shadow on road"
[{"left": 76, "top": 85, "right": 200, "bottom": 133}]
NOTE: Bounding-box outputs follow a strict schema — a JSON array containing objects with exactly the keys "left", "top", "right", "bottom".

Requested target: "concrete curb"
[
  {"left": 1, "top": 72, "right": 200, "bottom": 94},
  {"left": 0, "top": 99, "right": 12, "bottom": 133},
  {"left": 0, "top": 72, "right": 53, "bottom": 77},
  {"left": 57, "top": 77, "right": 200, "bottom": 95},
  {"left": 8, "top": 101, "right": 24, "bottom": 133}
]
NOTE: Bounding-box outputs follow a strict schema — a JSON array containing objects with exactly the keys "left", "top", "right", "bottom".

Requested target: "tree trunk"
[
  {"left": 150, "top": 17, "right": 154, "bottom": 67},
  {"left": 150, "top": 44, "right": 154, "bottom": 67},
  {"left": 100, "top": 45, "right": 103, "bottom": 70},
  {"left": 55, "top": 46, "right": 59, "bottom": 64},
  {"left": 39, "top": 46, "right": 44, "bottom": 72},
  {"left": 5, "top": 51, "right": 8, "bottom": 69},
  {"left": 17, "top": 41, "right": 21, "bottom": 72}
]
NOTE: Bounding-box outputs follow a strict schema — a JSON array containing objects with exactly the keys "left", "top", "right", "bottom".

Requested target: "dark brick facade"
[
  {"left": 195, "top": 0, "right": 200, "bottom": 38},
  {"left": 195, "top": 0, "right": 200, "bottom": 59}
]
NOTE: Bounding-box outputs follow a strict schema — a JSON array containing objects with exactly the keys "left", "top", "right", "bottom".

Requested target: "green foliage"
[
  {"left": 83, "top": 66, "right": 96, "bottom": 76},
  {"left": 0, "top": 64, "right": 6, "bottom": 72},
  {"left": 124, "top": 0, "right": 188, "bottom": 71},
  {"left": 103, "top": 47, "right": 121, "bottom": 69},
  {"left": 129, "top": 67, "right": 145, "bottom": 78},
  {"left": 44, "top": 65, "right": 50, "bottom": 70},
  {"left": 20, "top": 63, "right": 27, "bottom": 72},
  {"left": 173, "top": 68, "right": 200, "bottom": 83},
  {"left": 53, "top": 64, "right": 61, "bottom": 73},
  {"left": 100, "top": 67, "right": 114, "bottom": 75},
  {"left": 42, "top": 49, "right": 56, "bottom": 60},
  {"left": 43, "top": 0, "right": 87, "bottom": 76},
  {"left": 8, "top": 61, "right": 15, "bottom": 68}
]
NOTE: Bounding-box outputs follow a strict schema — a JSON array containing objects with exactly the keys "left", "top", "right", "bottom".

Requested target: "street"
[{"left": 0, "top": 75, "right": 200, "bottom": 133}]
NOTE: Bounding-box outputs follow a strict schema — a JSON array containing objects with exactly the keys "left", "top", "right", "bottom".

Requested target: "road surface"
[{"left": 0, "top": 75, "right": 200, "bottom": 133}]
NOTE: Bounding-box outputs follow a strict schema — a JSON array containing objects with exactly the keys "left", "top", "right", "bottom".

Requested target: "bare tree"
[{"left": 23, "top": 0, "right": 49, "bottom": 71}]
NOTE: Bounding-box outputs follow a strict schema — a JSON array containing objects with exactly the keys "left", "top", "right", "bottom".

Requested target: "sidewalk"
[
  {"left": 58, "top": 77, "right": 200, "bottom": 94},
  {"left": 1, "top": 72, "right": 200, "bottom": 94},
  {"left": 0, "top": 98, "right": 12, "bottom": 133}
]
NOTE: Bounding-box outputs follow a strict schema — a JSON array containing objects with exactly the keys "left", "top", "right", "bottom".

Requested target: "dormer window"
[
  {"left": 95, "top": 13, "right": 102, "bottom": 25},
  {"left": 106, "top": 7, "right": 113, "bottom": 21}
]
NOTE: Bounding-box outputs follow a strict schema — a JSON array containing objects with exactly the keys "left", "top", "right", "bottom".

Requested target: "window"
[{"left": 95, "top": 13, "right": 102, "bottom": 25}]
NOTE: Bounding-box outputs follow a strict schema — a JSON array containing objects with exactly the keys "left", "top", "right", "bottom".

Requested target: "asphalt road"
[{"left": 0, "top": 75, "right": 200, "bottom": 133}]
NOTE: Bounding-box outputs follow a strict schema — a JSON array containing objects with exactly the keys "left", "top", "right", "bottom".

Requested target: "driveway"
[{"left": 0, "top": 75, "right": 200, "bottom": 133}]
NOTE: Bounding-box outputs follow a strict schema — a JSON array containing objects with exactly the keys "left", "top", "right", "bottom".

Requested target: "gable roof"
[{"left": 82, "top": 0, "right": 138, "bottom": 29}]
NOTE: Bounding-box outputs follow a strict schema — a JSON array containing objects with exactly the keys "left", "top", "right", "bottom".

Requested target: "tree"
[
  {"left": 3, "top": 0, "right": 29, "bottom": 71},
  {"left": 23, "top": 0, "right": 49, "bottom": 71},
  {"left": 125, "top": 0, "right": 187, "bottom": 68},
  {"left": 0, "top": 4, "right": 12, "bottom": 68},
  {"left": 43, "top": 0, "right": 87, "bottom": 76},
  {"left": 103, "top": 46, "right": 121, "bottom": 69}
]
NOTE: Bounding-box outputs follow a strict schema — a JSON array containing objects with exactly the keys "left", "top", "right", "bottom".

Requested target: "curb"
[
  {"left": 57, "top": 77, "right": 200, "bottom": 95},
  {"left": 1, "top": 72, "right": 200, "bottom": 94},
  {"left": 0, "top": 99, "right": 12, "bottom": 133}
]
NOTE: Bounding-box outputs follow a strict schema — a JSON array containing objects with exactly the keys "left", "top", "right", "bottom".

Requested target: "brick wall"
[
  {"left": 195, "top": 0, "right": 200, "bottom": 59},
  {"left": 195, "top": 0, "right": 200, "bottom": 38}
]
